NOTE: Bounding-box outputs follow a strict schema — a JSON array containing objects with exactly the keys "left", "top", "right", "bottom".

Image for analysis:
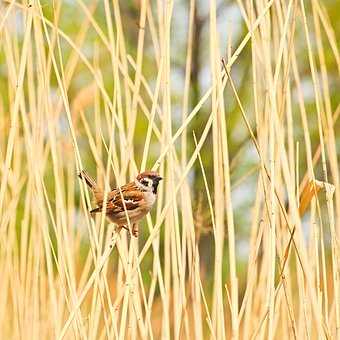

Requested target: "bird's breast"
[{"left": 143, "top": 192, "right": 156, "bottom": 209}]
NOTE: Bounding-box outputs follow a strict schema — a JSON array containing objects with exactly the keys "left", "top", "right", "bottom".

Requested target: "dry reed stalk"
[{"left": 0, "top": 0, "right": 338, "bottom": 339}]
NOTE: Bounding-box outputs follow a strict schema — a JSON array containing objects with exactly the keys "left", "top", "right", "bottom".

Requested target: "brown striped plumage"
[{"left": 78, "top": 170, "right": 162, "bottom": 236}]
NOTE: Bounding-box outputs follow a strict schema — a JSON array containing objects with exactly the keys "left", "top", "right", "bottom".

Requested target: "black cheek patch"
[{"left": 152, "top": 182, "right": 159, "bottom": 194}]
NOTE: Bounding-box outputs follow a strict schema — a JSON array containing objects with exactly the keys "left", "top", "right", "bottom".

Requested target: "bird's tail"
[
  {"left": 78, "top": 170, "right": 97, "bottom": 189},
  {"left": 78, "top": 170, "right": 104, "bottom": 204}
]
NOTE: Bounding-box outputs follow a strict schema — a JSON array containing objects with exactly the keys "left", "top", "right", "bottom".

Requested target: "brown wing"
[{"left": 90, "top": 182, "right": 144, "bottom": 214}]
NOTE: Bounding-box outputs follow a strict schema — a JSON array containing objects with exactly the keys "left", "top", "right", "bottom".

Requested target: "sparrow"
[{"left": 78, "top": 170, "right": 162, "bottom": 237}]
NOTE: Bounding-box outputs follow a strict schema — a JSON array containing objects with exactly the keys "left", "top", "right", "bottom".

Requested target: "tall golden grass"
[{"left": 0, "top": 0, "right": 339, "bottom": 339}]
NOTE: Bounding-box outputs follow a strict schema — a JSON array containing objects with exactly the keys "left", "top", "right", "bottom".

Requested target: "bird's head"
[{"left": 136, "top": 171, "right": 163, "bottom": 194}]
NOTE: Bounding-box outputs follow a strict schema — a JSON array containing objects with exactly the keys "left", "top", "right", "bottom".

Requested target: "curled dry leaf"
[{"left": 298, "top": 179, "right": 335, "bottom": 217}]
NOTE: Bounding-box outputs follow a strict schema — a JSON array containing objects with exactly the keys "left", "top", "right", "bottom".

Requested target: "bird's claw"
[
  {"left": 132, "top": 226, "right": 138, "bottom": 237},
  {"left": 120, "top": 224, "right": 138, "bottom": 238}
]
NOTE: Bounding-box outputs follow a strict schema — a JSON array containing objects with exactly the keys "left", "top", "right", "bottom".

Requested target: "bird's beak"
[{"left": 156, "top": 176, "right": 163, "bottom": 182}]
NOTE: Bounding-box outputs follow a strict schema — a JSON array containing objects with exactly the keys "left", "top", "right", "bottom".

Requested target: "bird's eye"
[{"left": 141, "top": 179, "right": 149, "bottom": 186}]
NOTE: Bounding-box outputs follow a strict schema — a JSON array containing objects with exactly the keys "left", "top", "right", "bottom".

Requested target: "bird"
[{"left": 78, "top": 170, "right": 162, "bottom": 237}]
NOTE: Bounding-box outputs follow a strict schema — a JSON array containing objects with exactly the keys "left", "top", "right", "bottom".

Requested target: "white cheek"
[{"left": 135, "top": 179, "right": 147, "bottom": 191}]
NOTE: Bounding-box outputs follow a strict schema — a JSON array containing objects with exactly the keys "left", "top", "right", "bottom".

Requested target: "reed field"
[{"left": 0, "top": 0, "right": 339, "bottom": 339}]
